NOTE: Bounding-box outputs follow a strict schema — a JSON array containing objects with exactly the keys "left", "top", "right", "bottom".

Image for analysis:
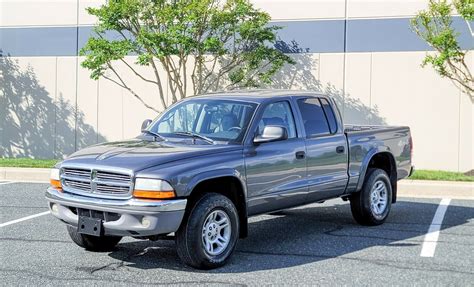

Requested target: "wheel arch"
[
  {"left": 185, "top": 170, "right": 248, "bottom": 238},
  {"left": 357, "top": 149, "right": 398, "bottom": 203}
]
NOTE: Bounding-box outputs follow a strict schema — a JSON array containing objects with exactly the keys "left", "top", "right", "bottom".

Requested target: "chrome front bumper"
[{"left": 45, "top": 188, "right": 187, "bottom": 237}]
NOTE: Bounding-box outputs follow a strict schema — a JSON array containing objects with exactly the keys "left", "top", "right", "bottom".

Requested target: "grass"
[
  {"left": 0, "top": 158, "right": 473, "bottom": 182},
  {"left": 410, "top": 169, "right": 473, "bottom": 182},
  {"left": 0, "top": 158, "right": 59, "bottom": 168}
]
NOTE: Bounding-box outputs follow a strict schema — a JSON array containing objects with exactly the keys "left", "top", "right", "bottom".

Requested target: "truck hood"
[{"left": 61, "top": 138, "right": 242, "bottom": 173}]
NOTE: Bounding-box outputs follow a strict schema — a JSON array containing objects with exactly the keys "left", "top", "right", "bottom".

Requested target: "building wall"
[{"left": 0, "top": 0, "right": 473, "bottom": 172}]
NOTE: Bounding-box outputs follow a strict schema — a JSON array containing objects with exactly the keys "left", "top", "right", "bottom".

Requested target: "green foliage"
[
  {"left": 81, "top": 38, "right": 135, "bottom": 79},
  {"left": 410, "top": 169, "right": 474, "bottom": 182},
  {"left": 80, "top": 0, "right": 294, "bottom": 110},
  {"left": 0, "top": 158, "right": 58, "bottom": 168},
  {"left": 411, "top": 0, "right": 473, "bottom": 100},
  {"left": 454, "top": 0, "right": 474, "bottom": 20}
]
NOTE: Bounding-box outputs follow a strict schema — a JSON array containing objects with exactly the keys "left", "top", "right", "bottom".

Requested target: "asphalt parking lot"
[{"left": 1, "top": 181, "right": 473, "bottom": 286}]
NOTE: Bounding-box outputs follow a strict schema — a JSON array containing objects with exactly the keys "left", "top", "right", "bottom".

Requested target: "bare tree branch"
[
  {"left": 105, "top": 64, "right": 160, "bottom": 113},
  {"left": 119, "top": 59, "right": 157, "bottom": 84}
]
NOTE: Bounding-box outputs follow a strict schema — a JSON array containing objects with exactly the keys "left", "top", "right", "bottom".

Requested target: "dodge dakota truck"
[{"left": 46, "top": 90, "right": 413, "bottom": 269}]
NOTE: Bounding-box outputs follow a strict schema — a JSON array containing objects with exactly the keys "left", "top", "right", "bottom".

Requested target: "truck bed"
[{"left": 344, "top": 124, "right": 412, "bottom": 193}]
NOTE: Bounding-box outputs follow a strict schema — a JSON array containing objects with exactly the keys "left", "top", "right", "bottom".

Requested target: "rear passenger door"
[{"left": 296, "top": 97, "right": 349, "bottom": 202}]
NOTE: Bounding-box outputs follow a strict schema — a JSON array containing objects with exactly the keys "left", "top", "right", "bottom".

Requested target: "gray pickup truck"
[{"left": 46, "top": 90, "right": 413, "bottom": 269}]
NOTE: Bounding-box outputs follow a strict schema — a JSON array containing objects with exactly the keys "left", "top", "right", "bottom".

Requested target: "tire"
[
  {"left": 350, "top": 168, "right": 392, "bottom": 226},
  {"left": 176, "top": 193, "right": 239, "bottom": 269},
  {"left": 67, "top": 225, "right": 122, "bottom": 251}
]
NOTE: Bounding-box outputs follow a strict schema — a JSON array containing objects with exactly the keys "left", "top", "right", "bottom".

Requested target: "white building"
[{"left": 0, "top": 0, "right": 472, "bottom": 172}]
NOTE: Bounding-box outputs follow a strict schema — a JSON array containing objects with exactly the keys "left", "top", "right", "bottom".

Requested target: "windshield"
[{"left": 147, "top": 99, "right": 257, "bottom": 143}]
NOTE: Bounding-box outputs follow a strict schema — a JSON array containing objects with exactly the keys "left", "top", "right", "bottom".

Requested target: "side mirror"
[
  {"left": 253, "top": 126, "right": 288, "bottom": 144},
  {"left": 141, "top": 119, "right": 152, "bottom": 131}
]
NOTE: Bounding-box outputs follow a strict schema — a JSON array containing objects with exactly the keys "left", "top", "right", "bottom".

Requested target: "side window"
[
  {"left": 297, "top": 98, "right": 330, "bottom": 137},
  {"left": 258, "top": 101, "right": 297, "bottom": 139},
  {"left": 320, "top": 98, "right": 338, "bottom": 134}
]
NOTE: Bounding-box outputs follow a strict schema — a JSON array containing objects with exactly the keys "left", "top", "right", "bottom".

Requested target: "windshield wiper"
[
  {"left": 173, "top": 131, "right": 215, "bottom": 145},
  {"left": 141, "top": 129, "right": 166, "bottom": 141}
]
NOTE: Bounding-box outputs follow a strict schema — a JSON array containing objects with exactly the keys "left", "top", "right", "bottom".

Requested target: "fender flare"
[
  {"left": 185, "top": 168, "right": 249, "bottom": 238},
  {"left": 356, "top": 146, "right": 395, "bottom": 192},
  {"left": 185, "top": 168, "right": 247, "bottom": 197}
]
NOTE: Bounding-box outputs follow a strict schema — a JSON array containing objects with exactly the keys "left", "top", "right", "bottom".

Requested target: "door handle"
[
  {"left": 336, "top": 146, "right": 345, "bottom": 153},
  {"left": 295, "top": 151, "right": 306, "bottom": 159}
]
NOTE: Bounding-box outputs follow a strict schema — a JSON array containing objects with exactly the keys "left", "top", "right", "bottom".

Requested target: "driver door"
[{"left": 244, "top": 99, "right": 308, "bottom": 215}]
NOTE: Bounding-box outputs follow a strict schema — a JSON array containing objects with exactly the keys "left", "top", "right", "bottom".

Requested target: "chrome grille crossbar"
[{"left": 62, "top": 174, "right": 91, "bottom": 183}]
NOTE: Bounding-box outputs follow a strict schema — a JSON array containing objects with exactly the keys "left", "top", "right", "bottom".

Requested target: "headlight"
[
  {"left": 50, "top": 168, "right": 62, "bottom": 190},
  {"left": 133, "top": 178, "right": 175, "bottom": 199}
]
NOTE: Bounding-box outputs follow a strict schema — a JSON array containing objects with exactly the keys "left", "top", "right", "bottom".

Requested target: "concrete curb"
[
  {"left": 0, "top": 167, "right": 50, "bottom": 182},
  {"left": 398, "top": 179, "right": 473, "bottom": 200},
  {"left": 0, "top": 167, "right": 472, "bottom": 199}
]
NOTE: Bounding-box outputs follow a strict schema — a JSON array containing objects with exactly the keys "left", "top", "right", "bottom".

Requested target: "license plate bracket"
[{"left": 78, "top": 216, "right": 102, "bottom": 236}]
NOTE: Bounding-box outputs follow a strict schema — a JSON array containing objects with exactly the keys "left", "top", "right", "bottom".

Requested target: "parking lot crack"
[
  {"left": 84, "top": 246, "right": 168, "bottom": 275},
  {"left": 0, "top": 237, "right": 70, "bottom": 244},
  {"left": 134, "top": 246, "right": 163, "bottom": 257},
  {"left": 89, "top": 261, "right": 126, "bottom": 274}
]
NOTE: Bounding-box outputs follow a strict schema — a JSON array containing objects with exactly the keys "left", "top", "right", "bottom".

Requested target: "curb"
[
  {"left": 398, "top": 179, "right": 473, "bottom": 200},
  {"left": 0, "top": 167, "right": 472, "bottom": 199},
  {"left": 0, "top": 167, "right": 50, "bottom": 182}
]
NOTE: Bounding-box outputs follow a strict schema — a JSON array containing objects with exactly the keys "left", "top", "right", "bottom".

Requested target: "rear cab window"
[
  {"left": 319, "top": 98, "right": 338, "bottom": 133},
  {"left": 297, "top": 97, "right": 337, "bottom": 137}
]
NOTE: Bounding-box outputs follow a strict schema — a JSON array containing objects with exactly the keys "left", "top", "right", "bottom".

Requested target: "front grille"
[
  {"left": 96, "top": 183, "right": 130, "bottom": 193},
  {"left": 64, "top": 179, "right": 91, "bottom": 190},
  {"left": 61, "top": 168, "right": 132, "bottom": 196},
  {"left": 96, "top": 171, "right": 130, "bottom": 182},
  {"left": 63, "top": 168, "right": 90, "bottom": 178}
]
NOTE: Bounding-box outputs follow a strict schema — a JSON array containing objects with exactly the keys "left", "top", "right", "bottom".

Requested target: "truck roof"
[{"left": 193, "top": 89, "right": 325, "bottom": 103}]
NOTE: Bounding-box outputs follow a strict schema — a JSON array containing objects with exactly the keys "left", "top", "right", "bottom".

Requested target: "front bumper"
[{"left": 45, "top": 188, "right": 187, "bottom": 237}]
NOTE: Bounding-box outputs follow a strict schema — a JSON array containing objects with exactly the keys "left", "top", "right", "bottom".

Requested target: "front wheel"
[
  {"left": 67, "top": 225, "right": 122, "bottom": 251},
  {"left": 350, "top": 168, "right": 392, "bottom": 226},
  {"left": 176, "top": 193, "right": 239, "bottom": 269}
]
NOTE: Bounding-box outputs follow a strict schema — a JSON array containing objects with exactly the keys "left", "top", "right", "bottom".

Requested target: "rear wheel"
[
  {"left": 67, "top": 225, "right": 122, "bottom": 251},
  {"left": 350, "top": 168, "right": 392, "bottom": 226},
  {"left": 176, "top": 193, "right": 239, "bottom": 269}
]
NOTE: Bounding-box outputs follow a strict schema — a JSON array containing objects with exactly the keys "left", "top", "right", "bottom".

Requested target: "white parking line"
[
  {"left": 0, "top": 181, "right": 15, "bottom": 185},
  {"left": 0, "top": 211, "right": 51, "bottom": 228},
  {"left": 420, "top": 198, "right": 451, "bottom": 257}
]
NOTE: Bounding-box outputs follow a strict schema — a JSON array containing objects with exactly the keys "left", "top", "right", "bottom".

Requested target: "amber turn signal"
[
  {"left": 50, "top": 179, "right": 62, "bottom": 189},
  {"left": 50, "top": 168, "right": 62, "bottom": 190},
  {"left": 133, "top": 178, "right": 175, "bottom": 199},
  {"left": 133, "top": 190, "right": 175, "bottom": 199}
]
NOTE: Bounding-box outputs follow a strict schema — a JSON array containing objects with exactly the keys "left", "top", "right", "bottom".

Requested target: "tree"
[
  {"left": 411, "top": 0, "right": 473, "bottom": 100},
  {"left": 80, "top": 0, "right": 294, "bottom": 112}
]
